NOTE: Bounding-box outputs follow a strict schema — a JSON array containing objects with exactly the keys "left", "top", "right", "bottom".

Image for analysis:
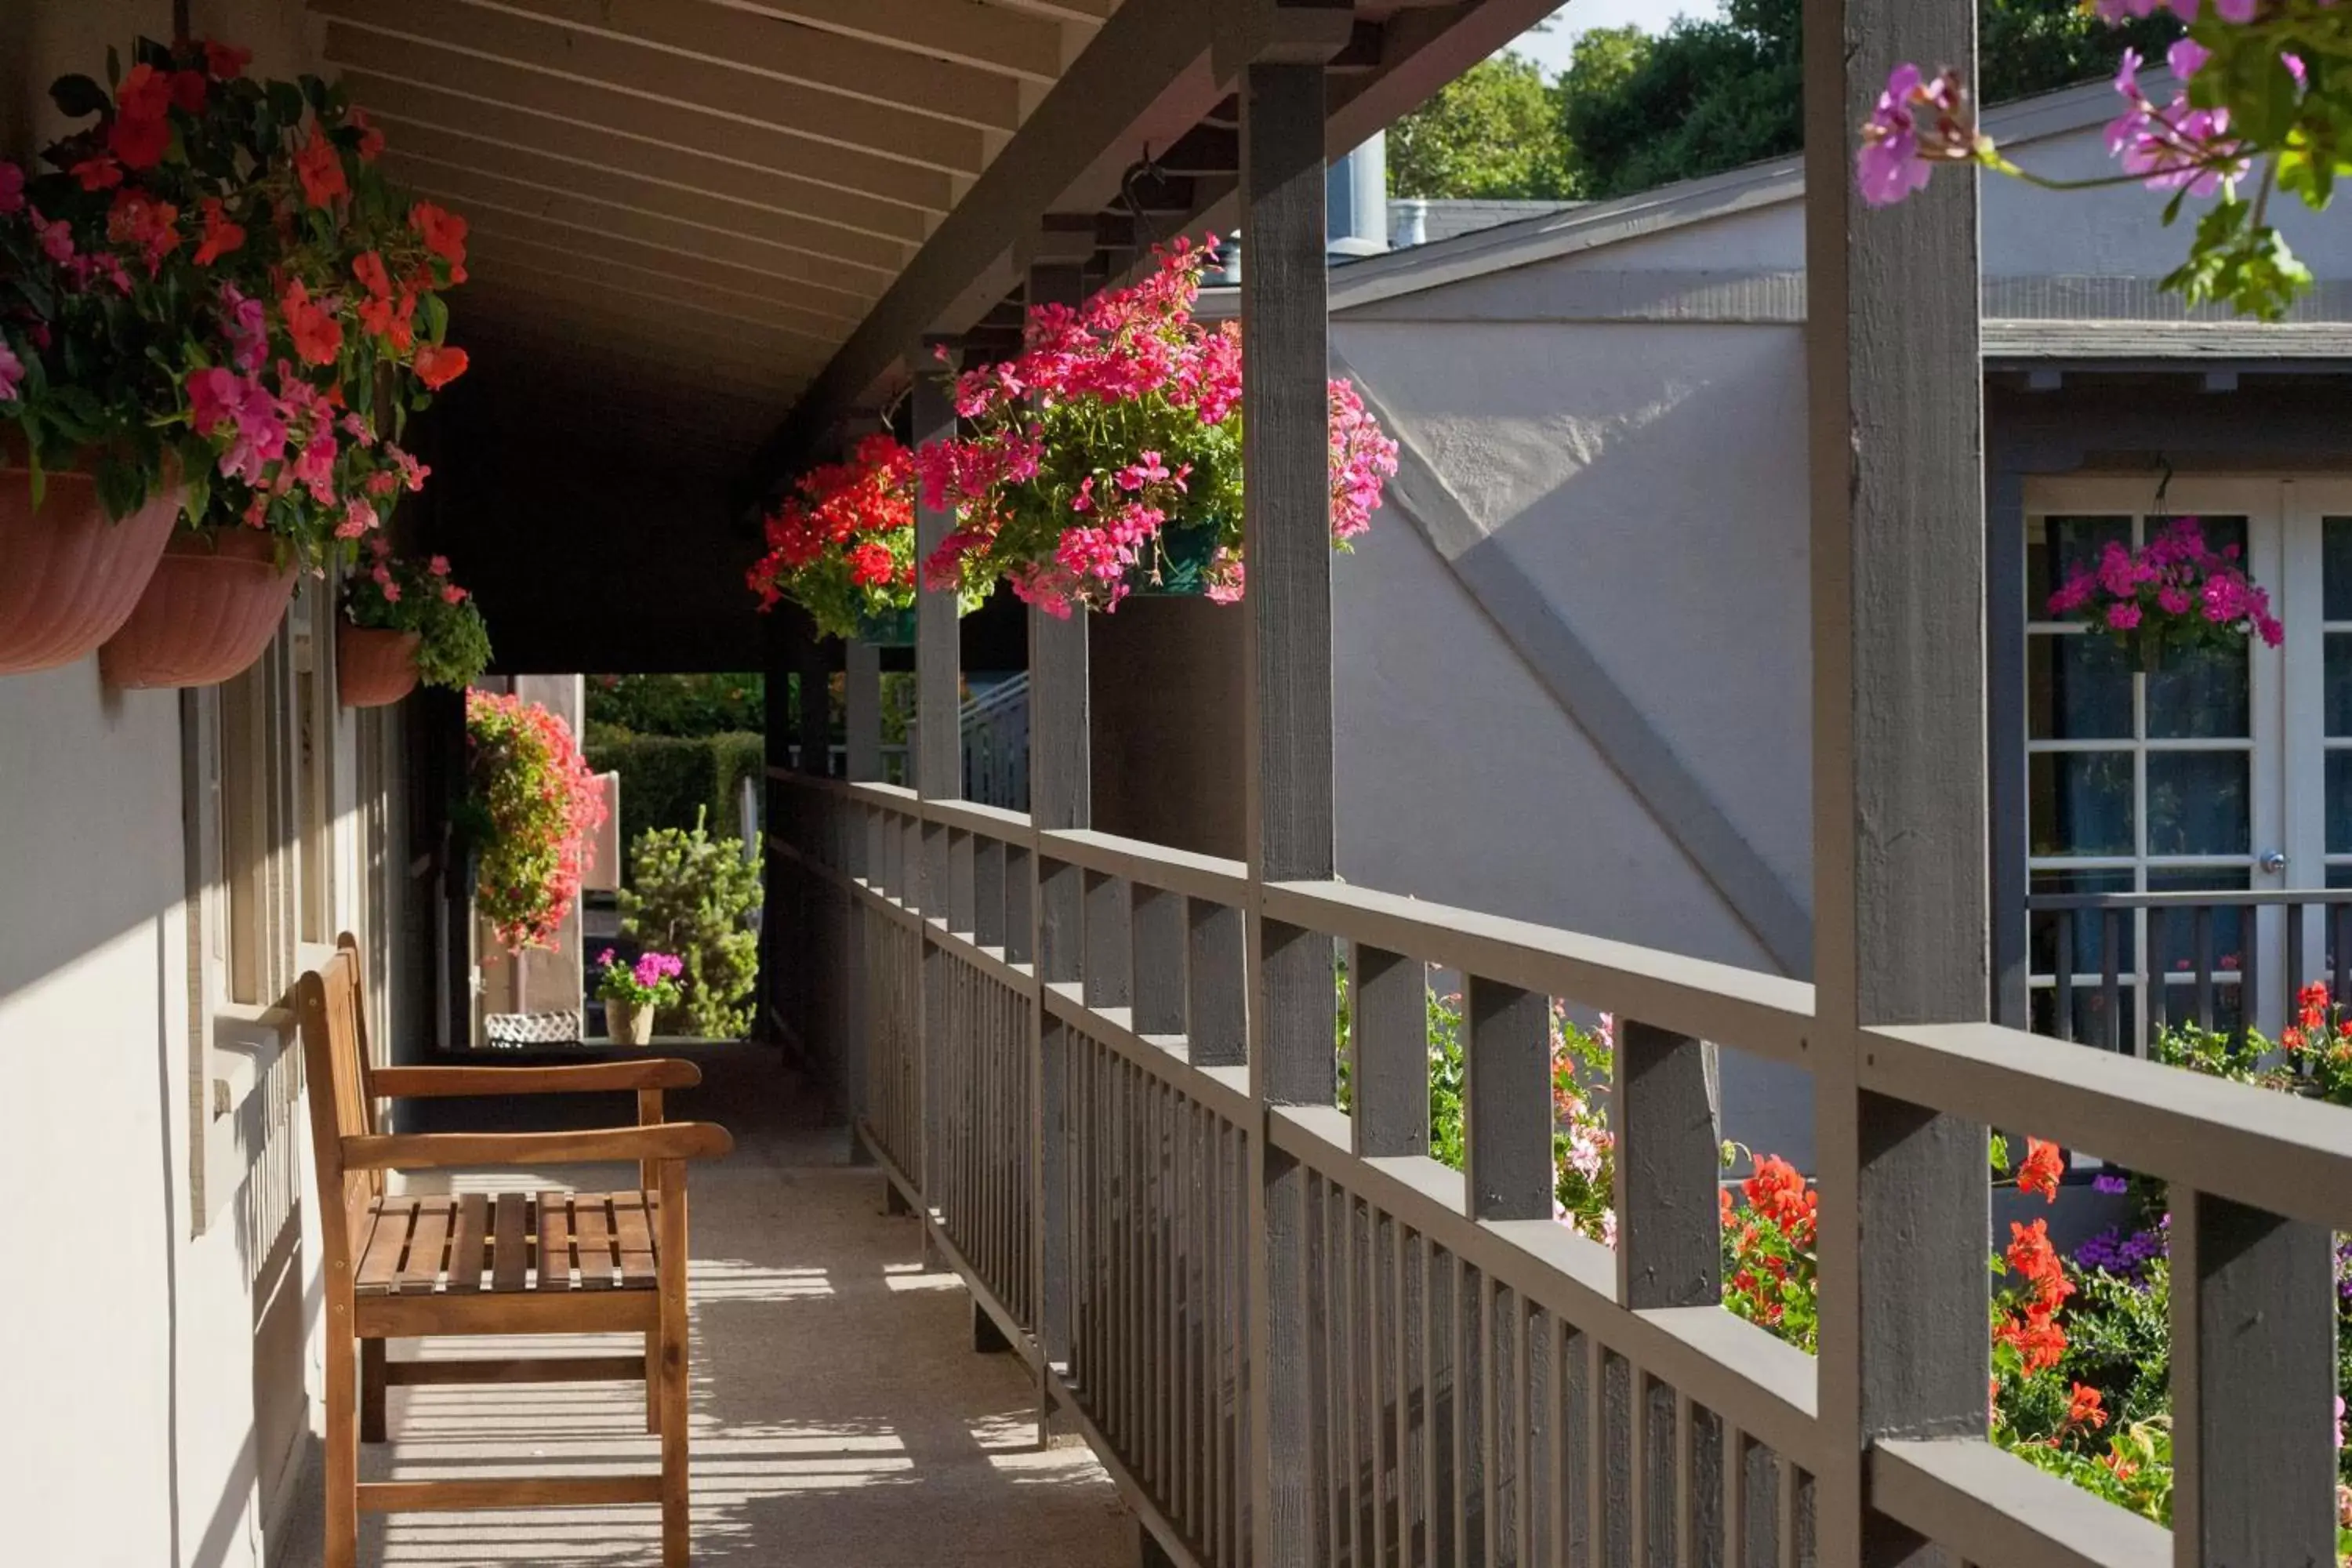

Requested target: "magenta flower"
[
  {"left": 0, "top": 340, "right": 21, "bottom": 404},
  {"left": 2107, "top": 602, "right": 2142, "bottom": 630},
  {"left": 0, "top": 163, "right": 21, "bottom": 216},
  {"left": 1857, "top": 65, "right": 1934, "bottom": 207},
  {"left": 2212, "top": 0, "right": 2256, "bottom": 18}
]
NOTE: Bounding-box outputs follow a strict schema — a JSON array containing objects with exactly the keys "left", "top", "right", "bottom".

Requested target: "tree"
[
  {"left": 1555, "top": 0, "right": 2180, "bottom": 201},
  {"left": 1388, "top": 53, "right": 1575, "bottom": 200}
]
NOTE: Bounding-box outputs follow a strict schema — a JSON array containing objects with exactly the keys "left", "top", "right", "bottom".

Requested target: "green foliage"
[
  {"left": 1387, "top": 53, "right": 1575, "bottom": 200},
  {"left": 617, "top": 811, "right": 760, "bottom": 1039},
  {"left": 583, "top": 731, "right": 764, "bottom": 869},
  {"left": 586, "top": 673, "right": 765, "bottom": 738}
]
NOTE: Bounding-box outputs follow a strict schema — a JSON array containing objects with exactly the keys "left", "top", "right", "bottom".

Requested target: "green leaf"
[
  {"left": 49, "top": 73, "right": 109, "bottom": 118},
  {"left": 420, "top": 292, "right": 450, "bottom": 347}
]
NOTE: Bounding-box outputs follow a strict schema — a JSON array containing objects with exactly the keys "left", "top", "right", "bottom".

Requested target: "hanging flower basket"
[
  {"left": 2046, "top": 517, "right": 2282, "bottom": 673},
  {"left": 855, "top": 606, "right": 916, "bottom": 646},
  {"left": 0, "top": 460, "right": 183, "bottom": 676},
  {"left": 336, "top": 622, "right": 419, "bottom": 707},
  {"left": 99, "top": 528, "right": 296, "bottom": 689},
  {"left": 1123, "top": 514, "right": 1223, "bottom": 597}
]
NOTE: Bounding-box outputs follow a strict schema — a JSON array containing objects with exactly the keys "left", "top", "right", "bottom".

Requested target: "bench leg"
[
  {"left": 645, "top": 1329, "right": 660, "bottom": 1434},
  {"left": 325, "top": 1314, "right": 359, "bottom": 1568},
  {"left": 658, "top": 1163, "right": 691, "bottom": 1567},
  {"left": 360, "top": 1338, "right": 387, "bottom": 1443}
]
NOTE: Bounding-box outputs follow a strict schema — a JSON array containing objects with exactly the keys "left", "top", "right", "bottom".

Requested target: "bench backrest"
[{"left": 296, "top": 935, "right": 384, "bottom": 1274}]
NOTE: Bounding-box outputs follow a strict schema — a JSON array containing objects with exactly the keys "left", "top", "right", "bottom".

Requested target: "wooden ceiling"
[{"left": 317, "top": 0, "right": 1556, "bottom": 485}]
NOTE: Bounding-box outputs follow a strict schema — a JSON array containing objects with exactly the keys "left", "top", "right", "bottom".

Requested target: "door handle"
[{"left": 2259, "top": 849, "right": 2289, "bottom": 873}]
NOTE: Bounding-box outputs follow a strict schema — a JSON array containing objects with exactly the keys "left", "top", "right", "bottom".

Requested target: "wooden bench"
[{"left": 299, "top": 934, "right": 731, "bottom": 1566}]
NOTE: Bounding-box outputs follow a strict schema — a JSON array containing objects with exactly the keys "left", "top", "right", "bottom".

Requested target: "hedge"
[{"left": 583, "top": 731, "right": 764, "bottom": 876}]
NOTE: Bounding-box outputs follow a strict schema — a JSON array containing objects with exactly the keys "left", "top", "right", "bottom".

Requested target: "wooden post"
[
  {"left": 846, "top": 641, "right": 882, "bottom": 784},
  {"left": 1615, "top": 1023, "right": 1722, "bottom": 1308},
  {"left": 1803, "top": 0, "right": 1991, "bottom": 1552},
  {"left": 798, "top": 641, "right": 830, "bottom": 781},
  {"left": 913, "top": 336, "right": 960, "bottom": 1214},
  {"left": 1232, "top": 16, "right": 1349, "bottom": 1565},
  {"left": 1347, "top": 944, "right": 1425, "bottom": 1158},
  {"left": 2170, "top": 1188, "right": 2339, "bottom": 1563},
  {"left": 1029, "top": 254, "right": 1089, "bottom": 1390}
]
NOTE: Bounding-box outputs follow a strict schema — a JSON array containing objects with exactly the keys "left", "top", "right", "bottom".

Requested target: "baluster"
[
  {"left": 2194, "top": 905, "right": 2216, "bottom": 1029},
  {"left": 974, "top": 836, "right": 1006, "bottom": 951},
  {"left": 1462, "top": 978, "right": 1552, "bottom": 1222},
  {"left": 1131, "top": 884, "right": 1186, "bottom": 1038},
  {"left": 1348, "top": 944, "right": 1426, "bottom": 1159},
  {"left": 1186, "top": 898, "right": 1247, "bottom": 1069},
  {"left": 2334, "top": 902, "right": 2350, "bottom": 1004},
  {"left": 2099, "top": 908, "right": 2122, "bottom": 1053},
  {"left": 1616, "top": 1022, "right": 1723, "bottom": 1309},
  {"left": 1084, "top": 870, "right": 1133, "bottom": 1012},
  {"left": 949, "top": 829, "right": 976, "bottom": 935},
  {"left": 2053, "top": 909, "right": 2074, "bottom": 1041},
  {"left": 2145, "top": 904, "right": 2168, "bottom": 1051},
  {"left": 2238, "top": 901, "right": 2259, "bottom": 1048}
]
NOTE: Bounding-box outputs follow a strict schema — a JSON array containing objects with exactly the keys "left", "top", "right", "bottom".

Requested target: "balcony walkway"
[{"left": 285, "top": 1042, "right": 1133, "bottom": 1567}]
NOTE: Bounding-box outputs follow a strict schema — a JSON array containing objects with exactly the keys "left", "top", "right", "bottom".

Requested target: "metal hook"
[
  {"left": 2153, "top": 453, "right": 2174, "bottom": 513},
  {"left": 1120, "top": 142, "right": 1166, "bottom": 256}
]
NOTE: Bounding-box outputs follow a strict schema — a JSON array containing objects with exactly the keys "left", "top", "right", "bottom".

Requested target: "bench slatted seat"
[{"left": 299, "top": 934, "right": 730, "bottom": 1566}]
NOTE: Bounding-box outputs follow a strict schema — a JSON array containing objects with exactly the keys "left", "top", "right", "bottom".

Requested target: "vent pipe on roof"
[
  {"left": 1327, "top": 134, "right": 1388, "bottom": 258},
  {"left": 1391, "top": 198, "right": 1428, "bottom": 249}
]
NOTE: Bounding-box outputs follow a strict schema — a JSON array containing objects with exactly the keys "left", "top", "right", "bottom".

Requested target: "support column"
[
  {"left": 846, "top": 641, "right": 882, "bottom": 785},
  {"left": 912, "top": 336, "right": 960, "bottom": 1225},
  {"left": 1028, "top": 252, "right": 1088, "bottom": 1392},
  {"left": 1802, "top": 0, "right": 1990, "bottom": 1555},
  {"left": 1232, "top": 16, "right": 1349, "bottom": 1566},
  {"left": 757, "top": 613, "right": 799, "bottom": 1048}
]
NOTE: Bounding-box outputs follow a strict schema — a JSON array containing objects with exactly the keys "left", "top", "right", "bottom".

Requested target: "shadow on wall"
[{"left": 1088, "top": 596, "right": 1247, "bottom": 861}]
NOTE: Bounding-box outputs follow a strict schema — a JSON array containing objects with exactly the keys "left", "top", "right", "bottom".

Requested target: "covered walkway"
[{"left": 284, "top": 1044, "right": 1132, "bottom": 1567}]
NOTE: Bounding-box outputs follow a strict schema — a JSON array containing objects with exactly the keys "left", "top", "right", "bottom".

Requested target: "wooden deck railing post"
[
  {"left": 1615, "top": 1023, "right": 1722, "bottom": 1310},
  {"left": 1232, "top": 14, "right": 1351, "bottom": 1563},
  {"left": 1029, "top": 252, "right": 1091, "bottom": 1388},
  {"left": 846, "top": 640, "right": 882, "bottom": 786},
  {"left": 1803, "top": 0, "right": 1992, "bottom": 1550},
  {"left": 914, "top": 334, "right": 962, "bottom": 1216}
]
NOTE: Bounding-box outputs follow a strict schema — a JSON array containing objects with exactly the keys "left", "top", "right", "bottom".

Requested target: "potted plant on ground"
[
  {"left": 13, "top": 36, "right": 472, "bottom": 689},
  {"left": 2045, "top": 516, "right": 2283, "bottom": 671},
  {"left": 338, "top": 537, "right": 490, "bottom": 706},
  {"left": 913, "top": 237, "right": 1399, "bottom": 616},
  {"left": 594, "top": 946, "right": 683, "bottom": 1046},
  {"left": 462, "top": 689, "right": 606, "bottom": 951},
  {"left": 745, "top": 431, "right": 993, "bottom": 641}
]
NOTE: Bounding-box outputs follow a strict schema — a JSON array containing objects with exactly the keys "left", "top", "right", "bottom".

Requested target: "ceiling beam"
[
  {"left": 436, "top": 0, "right": 1028, "bottom": 130},
  {"left": 311, "top": 0, "right": 991, "bottom": 175},
  {"left": 325, "top": 27, "right": 956, "bottom": 212},
  {"left": 465, "top": 232, "right": 853, "bottom": 337},
  {"left": 458, "top": 209, "right": 871, "bottom": 323},
  {"left": 724, "top": 0, "right": 1080, "bottom": 82},
  {"left": 754, "top": 0, "right": 1213, "bottom": 484},
  {"left": 379, "top": 154, "right": 895, "bottom": 298},
  {"left": 466, "top": 250, "right": 841, "bottom": 347},
  {"left": 348, "top": 74, "right": 933, "bottom": 244},
  {"left": 379, "top": 127, "right": 916, "bottom": 273}
]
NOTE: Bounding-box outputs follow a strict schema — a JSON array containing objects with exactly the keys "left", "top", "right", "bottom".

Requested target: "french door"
[{"left": 2023, "top": 476, "right": 2287, "bottom": 1042}]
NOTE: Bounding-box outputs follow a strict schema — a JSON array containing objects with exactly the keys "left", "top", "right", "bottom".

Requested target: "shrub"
[
  {"left": 618, "top": 811, "right": 759, "bottom": 1038},
  {"left": 583, "top": 731, "right": 764, "bottom": 867},
  {"left": 586, "top": 673, "right": 764, "bottom": 737},
  {"left": 462, "top": 691, "right": 604, "bottom": 950}
]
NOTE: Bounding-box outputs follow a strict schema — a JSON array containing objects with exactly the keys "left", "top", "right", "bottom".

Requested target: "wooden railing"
[
  {"left": 2027, "top": 887, "right": 2352, "bottom": 1053},
  {"left": 768, "top": 770, "right": 2352, "bottom": 1568}
]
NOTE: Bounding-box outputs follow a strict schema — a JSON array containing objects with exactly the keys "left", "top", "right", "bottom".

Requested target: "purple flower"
[
  {"left": 1856, "top": 64, "right": 1936, "bottom": 208},
  {"left": 2169, "top": 37, "right": 2210, "bottom": 79},
  {"left": 2212, "top": 0, "right": 2256, "bottom": 19},
  {"left": 2092, "top": 1172, "right": 2130, "bottom": 1196}
]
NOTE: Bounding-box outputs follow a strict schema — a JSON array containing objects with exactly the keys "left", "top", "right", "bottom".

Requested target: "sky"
[{"left": 1508, "top": 0, "right": 1699, "bottom": 73}]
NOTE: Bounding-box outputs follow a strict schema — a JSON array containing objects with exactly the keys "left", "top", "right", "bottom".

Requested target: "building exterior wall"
[{"left": 1, "top": 8, "right": 416, "bottom": 1563}]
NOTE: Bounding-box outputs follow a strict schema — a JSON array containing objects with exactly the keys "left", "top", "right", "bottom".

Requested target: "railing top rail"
[
  {"left": 1265, "top": 877, "right": 1814, "bottom": 1065},
  {"left": 1867, "top": 1020, "right": 2352, "bottom": 1231},
  {"left": 2026, "top": 887, "right": 2348, "bottom": 911},
  {"left": 926, "top": 797, "right": 1034, "bottom": 837},
  {"left": 1040, "top": 827, "right": 1250, "bottom": 905}
]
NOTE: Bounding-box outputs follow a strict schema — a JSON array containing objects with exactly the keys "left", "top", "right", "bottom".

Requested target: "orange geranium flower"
[
  {"left": 281, "top": 279, "right": 343, "bottom": 366},
  {"left": 408, "top": 201, "right": 469, "bottom": 278},
  {"left": 2017, "top": 1137, "right": 2063, "bottom": 1203},
  {"left": 294, "top": 123, "right": 348, "bottom": 209},
  {"left": 193, "top": 197, "right": 245, "bottom": 266},
  {"left": 412, "top": 343, "right": 468, "bottom": 390}
]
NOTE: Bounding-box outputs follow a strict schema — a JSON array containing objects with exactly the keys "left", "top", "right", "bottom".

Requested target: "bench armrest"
[
  {"left": 370, "top": 1061, "right": 701, "bottom": 1098},
  {"left": 341, "top": 1122, "right": 732, "bottom": 1171}
]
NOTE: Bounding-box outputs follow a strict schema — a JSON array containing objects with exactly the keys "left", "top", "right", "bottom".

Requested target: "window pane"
[
  {"left": 2329, "top": 751, "right": 2352, "bottom": 854},
  {"left": 2146, "top": 640, "right": 2249, "bottom": 739},
  {"left": 2027, "top": 515, "right": 2132, "bottom": 615},
  {"left": 2027, "top": 633, "right": 2132, "bottom": 739},
  {"left": 2030, "top": 750, "right": 2134, "bottom": 856},
  {"left": 2145, "top": 750, "right": 2250, "bottom": 855},
  {"left": 2326, "top": 517, "right": 2352, "bottom": 622},
  {"left": 2328, "top": 633, "right": 2352, "bottom": 737}
]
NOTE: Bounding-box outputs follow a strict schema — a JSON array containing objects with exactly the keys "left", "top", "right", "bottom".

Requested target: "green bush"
[
  {"left": 584, "top": 731, "right": 765, "bottom": 872},
  {"left": 586, "top": 673, "right": 765, "bottom": 736},
  {"left": 618, "top": 811, "right": 760, "bottom": 1038}
]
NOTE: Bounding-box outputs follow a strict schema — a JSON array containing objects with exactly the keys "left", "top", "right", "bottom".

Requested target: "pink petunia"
[{"left": 0, "top": 340, "right": 21, "bottom": 402}]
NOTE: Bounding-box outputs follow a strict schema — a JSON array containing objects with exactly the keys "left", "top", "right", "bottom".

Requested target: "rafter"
[
  {"left": 721, "top": 0, "right": 1080, "bottom": 82},
  {"left": 379, "top": 154, "right": 895, "bottom": 297},
  {"left": 350, "top": 74, "right": 932, "bottom": 245},
  {"left": 457, "top": 210, "right": 870, "bottom": 324},
  {"left": 326, "top": 27, "right": 955, "bottom": 211},
  {"left": 379, "top": 127, "right": 915, "bottom": 273},
  {"left": 311, "top": 0, "right": 990, "bottom": 174}
]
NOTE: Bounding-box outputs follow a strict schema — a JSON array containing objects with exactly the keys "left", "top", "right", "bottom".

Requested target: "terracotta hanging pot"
[
  {"left": 336, "top": 622, "right": 420, "bottom": 708},
  {"left": 100, "top": 528, "right": 298, "bottom": 689},
  {"left": 0, "top": 460, "right": 183, "bottom": 676}
]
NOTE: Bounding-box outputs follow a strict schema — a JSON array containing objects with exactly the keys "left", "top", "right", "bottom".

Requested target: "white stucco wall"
[{"left": 0, "top": 6, "right": 392, "bottom": 1564}]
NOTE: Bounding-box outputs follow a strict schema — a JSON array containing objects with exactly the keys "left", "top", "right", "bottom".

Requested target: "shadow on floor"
[{"left": 280, "top": 1043, "right": 1132, "bottom": 1566}]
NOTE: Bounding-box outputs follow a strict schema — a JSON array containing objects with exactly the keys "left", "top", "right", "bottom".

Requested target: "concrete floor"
[{"left": 283, "top": 1043, "right": 1133, "bottom": 1566}]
